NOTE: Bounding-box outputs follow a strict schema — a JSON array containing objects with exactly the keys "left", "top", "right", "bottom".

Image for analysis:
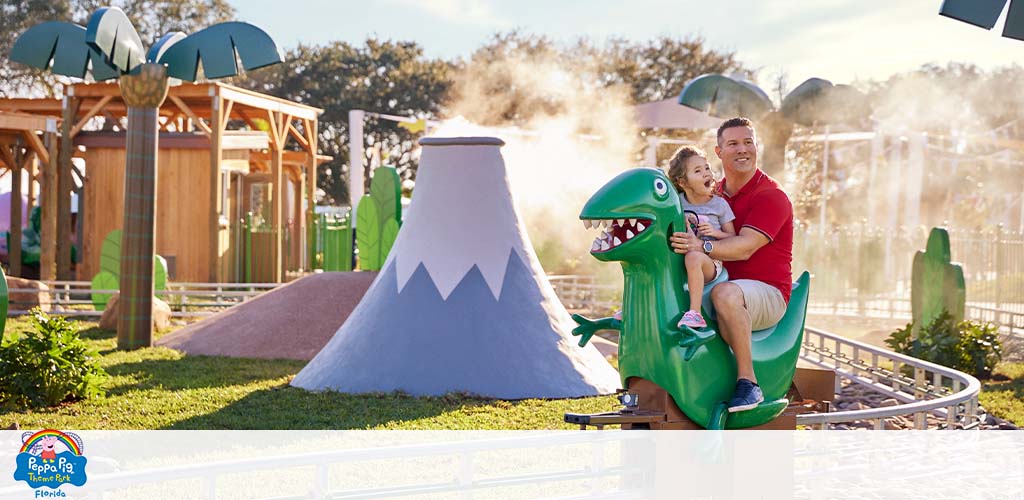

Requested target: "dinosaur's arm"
[
  {"left": 669, "top": 323, "right": 718, "bottom": 361},
  {"left": 570, "top": 314, "right": 621, "bottom": 347}
]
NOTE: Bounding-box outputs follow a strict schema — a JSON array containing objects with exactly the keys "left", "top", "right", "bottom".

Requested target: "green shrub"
[
  {"left": 885, "top": 310, "right": 1002, "bottom": 378},
  {"left": 0, "top": 309, "right": 108, "bottom": 409}
]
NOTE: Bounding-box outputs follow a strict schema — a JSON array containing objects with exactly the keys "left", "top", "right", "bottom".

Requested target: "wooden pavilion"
[
  {"left": 0, "top": 111, "right": 57, "bottom": 279},
  {"left": 0, "top": 81, "right": 327, "bottom": 283}
]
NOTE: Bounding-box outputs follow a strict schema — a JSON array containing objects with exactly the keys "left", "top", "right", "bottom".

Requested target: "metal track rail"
[{"left": 796, "top": 327, "right": 982, "bottom": 430}]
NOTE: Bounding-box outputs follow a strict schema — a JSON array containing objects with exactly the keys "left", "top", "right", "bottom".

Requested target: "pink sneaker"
[
  {"left": 678, "top": 310, "right": 706, "bottom": 329},
  {"left": 613, "top": 310, "right": 623, "bottom": 321}
]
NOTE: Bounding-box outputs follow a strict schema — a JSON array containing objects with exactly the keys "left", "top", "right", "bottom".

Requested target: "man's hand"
[{"left": 670, "top": 231, "right": 703, "bottom": 255}]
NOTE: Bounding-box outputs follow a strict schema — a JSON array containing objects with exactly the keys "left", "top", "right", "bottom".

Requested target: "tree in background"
[
  {"left": 0, "top": 0, "right": 235, "bottom": 96},
  {"left": 242, "top": 39, "right": 452, "bottom": 205}
]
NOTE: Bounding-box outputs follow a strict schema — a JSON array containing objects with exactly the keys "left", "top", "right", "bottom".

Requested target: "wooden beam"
[
  {"left": 26, "top": 153, "right": 37, "bottom": 220},
  {"left": 209, "top": 92, "right": 224, "bottom": 282},
  {"left": 10, "top": 144, "right": 22, "bottom": 277},
  {"left": 21, "top": 129, "right": 49, "bottom": 164},
  {"left": 69, "top": 95, "right": 113, "bottom": 138},
  {"left": 0, "top": 144, "right": 16, "bottom": 170},
  {"left": 40, "top": 132, "right": 57, "bottom": 281},
  {"left": 287, "top": 121, "right": 310, "bottom": 150},
  {"left": 168, "top": 95, "right": 212, "bottom": 136},
  {"left": 305, "top": 117, "right": 318, "bottom": 270},
  {"left": 0, "top": 111, "right": 50, "bottom": 131},
  {"left": 265, "top": 109, "right": 280, "bottom": 149},
  {"left": 57, "top": 95, "right": 80, "bottom": 279},
  {"left": 218, "top": 85, "right": 321, "bottom": 121},
  {"left": 220, "top": 99, "right": 235, "bottom": 133},
  {"left": 270, "top": 110, "right": 285, "bottom": 282}
]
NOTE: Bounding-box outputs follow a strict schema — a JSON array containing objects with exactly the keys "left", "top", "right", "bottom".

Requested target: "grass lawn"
[
  {"left": 3, "top": 315, "right": 1021, "bottom": 429},
  {"left": 979, "top": 362, "right": 1024, "bottom": 426},
  {"left": 0, "top": 317, "right": 619, "bottom": 430}
]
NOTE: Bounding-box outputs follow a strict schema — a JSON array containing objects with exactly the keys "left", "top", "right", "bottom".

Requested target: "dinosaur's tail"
[{"left": 749, "top": 271, "right": 811, "bottom": 401}]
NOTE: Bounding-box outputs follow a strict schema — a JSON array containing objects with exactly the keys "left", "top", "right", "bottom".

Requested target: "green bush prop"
[
  {"left": 0, "top": 309, "right": 108, "bottom": 409},
  {"left": 886, "top": 310, "right": 1002, "bottom": 378}
]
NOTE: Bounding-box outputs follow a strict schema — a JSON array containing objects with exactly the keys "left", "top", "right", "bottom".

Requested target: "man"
[{"left": 669, "top": 117, "right": 794, "bottom": 413}]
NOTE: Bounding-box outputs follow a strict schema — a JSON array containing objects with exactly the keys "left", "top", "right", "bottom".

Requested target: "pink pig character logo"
[{"left": 39, "top": 435, "right": 57, "bottom": 463}]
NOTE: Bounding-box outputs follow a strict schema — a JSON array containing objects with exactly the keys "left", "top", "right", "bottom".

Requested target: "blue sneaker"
[{"left": 727, "top": 379, "right": 763, "bottom": 413}]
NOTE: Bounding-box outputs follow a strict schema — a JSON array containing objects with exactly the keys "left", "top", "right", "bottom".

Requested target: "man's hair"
[
  {"left": 666, "top": 145, "right": 706, "bottom": 192},
  {"left": 717, "top": 117, "right": 755, "bottom": 143}
]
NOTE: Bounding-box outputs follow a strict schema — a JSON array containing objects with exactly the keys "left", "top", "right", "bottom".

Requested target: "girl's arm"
[{"left": 697, "top": 220, "right": 736, "bottom": 240}]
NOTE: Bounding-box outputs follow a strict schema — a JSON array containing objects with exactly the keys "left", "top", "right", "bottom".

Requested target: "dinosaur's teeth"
[
  {"left": 626, "top": 230, "right": 635, "bottom": 239},
  {"left": 600, "top": 240, "right": 610, "bottom": 251},
  {"left": 629, "top": 218, "right": 637, "bottom": 226},
  {"left": 637, "top": 222, "right": 646, "bottom": 232},
  {"left": 583, "top": 220, "right": 591, "bottom": 229},
  {"left": 613, "top": 236, "right": 622, "bottom": 246},
  {"left": 591, "top": 239, "right": 600, "bottom": 251}
]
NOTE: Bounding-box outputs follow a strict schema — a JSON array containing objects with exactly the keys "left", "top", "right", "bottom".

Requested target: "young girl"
[{"left": 667, "top": 146, "right": 736, "bottom": 329}]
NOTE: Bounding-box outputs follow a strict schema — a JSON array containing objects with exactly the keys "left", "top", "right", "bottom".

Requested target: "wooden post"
[
  {"left": 40, "top": 132, "right": 58, "bottom": 281},
  {"left": 209, "top": 89, "right": 223, "bottom": 282},
  {"left": 26, "top": 152, "right": 36, "bottom": 219},
  {"left": 269, "top": 111, "right": 286, "bottom": 282},
  {"left": 306, "top": 119, "right": 318, "bottom": 271},
  {"left": 57, "top": 93, "right": 80, "bottom": 280},
  {"left": 11, "top": 142, "right": 23, "bottom": 277}
]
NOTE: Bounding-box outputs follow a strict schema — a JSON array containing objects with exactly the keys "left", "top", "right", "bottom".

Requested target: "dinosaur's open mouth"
[{"left": 582, "top": 217, "right": 653, "bottom": 253}]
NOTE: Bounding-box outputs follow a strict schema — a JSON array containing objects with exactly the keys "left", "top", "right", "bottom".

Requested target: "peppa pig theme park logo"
[{"left": 13, "top": 429, "right": 87, "bottom": 492}]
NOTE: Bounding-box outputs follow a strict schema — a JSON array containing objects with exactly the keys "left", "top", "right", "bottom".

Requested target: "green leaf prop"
[
  {"left": 157, "top": 22, "right": 284, "bottom": 81},
  {"left": 85, "top": 7, "right": 145, "bottom": 73},
  {"left": 91, "top": 271, "right": 118, "bottom": 312},
  {"left": 370, "top": 166, "right": 401, "bottom": 227},
  {"left": 380, "top": 218, "right": 400, "bottom": 265},
  {"left": 99, "top": 229, "right": 122, "bottom": 277},
  {"left": 9, "top": 21, "right": 120, "bottom": 80},
  {"left": 154, "top": 254, "right": 168, "bottom": 292},
  {"left": 356, "top": 196, "right": 381, "bottom": 271}
]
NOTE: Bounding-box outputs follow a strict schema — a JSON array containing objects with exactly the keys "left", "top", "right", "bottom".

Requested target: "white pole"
[
  {"left": 818, "top": 125, "right": 830, "bottom": 234},
  {"left": 644, "top": 136, "right": 658, "bottom": 167},
  {"left": 349, "top": 109, "right": 365, "bottom": 223}
]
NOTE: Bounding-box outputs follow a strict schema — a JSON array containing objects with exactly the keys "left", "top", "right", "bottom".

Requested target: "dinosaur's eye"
[{"left": 653, "top": 178, "right": 669, "bottom": 199}]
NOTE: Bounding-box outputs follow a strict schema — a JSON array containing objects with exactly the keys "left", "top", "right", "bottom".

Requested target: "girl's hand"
[{"left": 697, "top": 223, "right": 718, "bottom": 238}]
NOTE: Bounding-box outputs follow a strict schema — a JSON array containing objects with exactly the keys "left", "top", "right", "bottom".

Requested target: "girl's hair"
[{"left": 666, "top": 145, "right": 707, "bottom": 192}]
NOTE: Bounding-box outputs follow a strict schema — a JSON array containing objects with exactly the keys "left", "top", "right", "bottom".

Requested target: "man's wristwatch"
[{"left": 702, "top": 240, "right": 713, "bottom": 254}]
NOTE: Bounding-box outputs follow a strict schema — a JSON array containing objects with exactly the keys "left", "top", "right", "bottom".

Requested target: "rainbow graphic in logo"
[{"left": 13, "top": 429, "right": 88, "bottom": 490}]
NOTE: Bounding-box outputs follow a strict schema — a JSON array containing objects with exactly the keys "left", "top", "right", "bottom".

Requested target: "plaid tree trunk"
[{"left": 117, "top": 105, "right": 158, "bottom": 349}]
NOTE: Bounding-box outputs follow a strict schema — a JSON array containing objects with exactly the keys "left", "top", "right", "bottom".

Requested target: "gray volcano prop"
[{"left": 291, "top": 137, "right": 620, "bottom": 398}]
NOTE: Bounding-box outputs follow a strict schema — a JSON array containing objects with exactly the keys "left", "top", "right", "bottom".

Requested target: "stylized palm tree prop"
[
  {"left": 10, "top": 7, "right": 283, "bottom": 349},
  {"left": 678, "top": 74, "right": 869, "bottom": 176}
]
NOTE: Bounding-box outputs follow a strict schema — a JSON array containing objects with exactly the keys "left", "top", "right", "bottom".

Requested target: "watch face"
[{"left": 703, "top": 241, "right": 713, "bottom": 253}]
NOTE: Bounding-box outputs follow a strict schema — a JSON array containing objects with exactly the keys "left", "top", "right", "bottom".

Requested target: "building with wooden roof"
[{"left": 0, "top": 81, "right": 327, "bottom": 283}]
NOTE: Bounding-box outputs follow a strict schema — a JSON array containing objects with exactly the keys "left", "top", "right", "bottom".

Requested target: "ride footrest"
[{"left": 564, "top": 409, "right": 667, "bottom": 430}]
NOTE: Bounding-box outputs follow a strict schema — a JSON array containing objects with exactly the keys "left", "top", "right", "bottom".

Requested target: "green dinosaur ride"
[{"left": 571, "top": 167, "right": 810, "bottom": 429}]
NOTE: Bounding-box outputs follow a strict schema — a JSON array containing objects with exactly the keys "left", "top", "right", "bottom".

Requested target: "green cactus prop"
[
  {"left": 355, "top": 195, "right": 381, "bottom": 271},
  {"left": 91, "top": 229, "right": 168, "bottom": 311},
  {"left": 354, "top": 166, "right": 403, "bottom": 271},
  {"left": 911, "top": 227, "right": 966, "bottom": 338}
]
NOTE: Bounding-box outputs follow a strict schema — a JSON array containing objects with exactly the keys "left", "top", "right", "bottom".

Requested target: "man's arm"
[{"left": 670, "top": 226, "right": 769, "bottom": 261}]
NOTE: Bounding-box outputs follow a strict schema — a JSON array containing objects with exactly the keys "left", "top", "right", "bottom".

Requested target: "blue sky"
[{"left": 228, "top": 0, "right": 1024, "bottom": 92}]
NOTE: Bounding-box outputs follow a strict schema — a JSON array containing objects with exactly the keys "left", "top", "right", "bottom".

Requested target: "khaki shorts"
[{"left": 731, "top": 279, "right": 787, "bottom": 330}]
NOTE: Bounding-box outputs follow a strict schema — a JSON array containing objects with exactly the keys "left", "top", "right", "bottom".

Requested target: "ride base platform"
[{"left": 566, "top": 365, "right": 834, "bottom": 430}]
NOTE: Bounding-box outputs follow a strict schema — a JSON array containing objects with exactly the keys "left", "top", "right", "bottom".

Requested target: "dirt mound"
[{"left": 157, "top": 272, "right": 377, "bottom": 360}]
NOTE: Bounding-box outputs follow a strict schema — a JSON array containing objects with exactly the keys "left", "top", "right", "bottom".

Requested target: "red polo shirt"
[{"left": 717, "top": 169, "right": 793, "bottom": 303}]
